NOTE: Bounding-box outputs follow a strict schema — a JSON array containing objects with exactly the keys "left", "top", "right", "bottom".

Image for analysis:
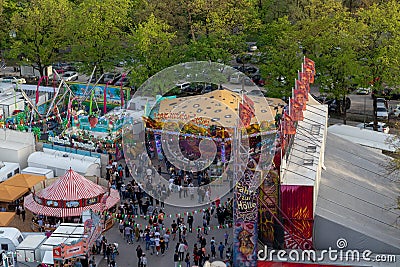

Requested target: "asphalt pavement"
[{"left": 98, "top": 199, "right": 232, "bottom": 267}]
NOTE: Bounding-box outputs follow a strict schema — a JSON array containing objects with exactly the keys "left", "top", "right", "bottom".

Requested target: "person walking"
[
  {"left": 154, "top": 235, "right": 160, "bottom": 256},
  {"left": 224, "top": 231, "right": 229, "bottom": 246},
  {"left": 184, "top": 252, "right": 191, "bottom": 267},
  {"left": 178, "top": 241, "right": 186, "bottom": 261},
  {"left": 149, "top": 235, "right": 155, "bottom": 255},
  {"left": 210, "top": 238, "right": 216, "bottom": 259},
  {"left": 136, "top": 245, "right": 143, "bottom": 267},
  {"left": 173, "top": 252, "right": 179, "bottom": 267},
  {"left": 125, "top": 164, "right": 130, "bottom": 178},
  {"left": 140, "top": 253, "right": 147, "bottom": 267},
  {"left": 163, "top": 231, "right": 170, "bottom": 250},
  {"left": 160, "top": 237, "right": 166, "bottom": 255},
  {"left": 145, "top": 232, "right": 150, "bottom": 251},
  {"left": 187, "top": 213, "right": 193, "bottom": 233},
  {"left": 15, "top": 205, "right": 21, "bottom": 219},
  {"left": 202, "top": 216, "right": 208, "bottom": 235},
  {"left": 218, "top": 242, "right": 225, "bottom": 259},
  {"left": 21, "top": 207, "right": 26, "bottom": 222}
]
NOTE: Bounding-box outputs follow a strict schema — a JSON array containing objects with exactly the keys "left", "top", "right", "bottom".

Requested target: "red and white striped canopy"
[
  {"left": 24, "top": 188, "right": 120, "bottom": 218},
  {"left": 37, "top": 169, "right": 105, "bottom": 201}
]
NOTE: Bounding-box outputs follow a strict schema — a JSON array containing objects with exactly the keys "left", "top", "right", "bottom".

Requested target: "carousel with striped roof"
[{"left": 24, "top": 168, "right": 120, "bottom": 231}]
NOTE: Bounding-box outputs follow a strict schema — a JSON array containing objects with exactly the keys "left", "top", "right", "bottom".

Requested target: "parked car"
[
  {"left": 60, "top": 71, "right": 78, "bottom": 82},
  {"left": 88, "top": 72, "right": 118, "bottom": 84},
  {"left": 176, "top": 81, "right": 191, "bottom": 92},
  {"left": 389, "top": 104, "right": 400, "bottom": 117},
  {"left": 236, "top": 54, "right": 253, "bottom": 64},
  {"left": 229, "top": 72, "right": 254, "bottom": 85},
  {"left": 0, "top": 76, "right": 26, "bottom": 84},
  {"left": 313, "top": 95, "right": 351, "bottom": 114},
  {"left": 246, "top": 89, "right": 265, "bottom": 97},
  {"left": 103, "top": 73, "right": 118, "bottom": 84},
  {"left": 376, "top": 98, "right": 388, "bottom": 108},
  {"left": 243, "top": 66, "right": 259, "bottom": 77},
  {"left": 355, "top": 87, "right": 371, "bottom": 95},
  {"left": 356, "top": 121, "right": 390, "bottom": 133},
  {"left": 376, "top": 106, "right": 388, "bottom": 120},
  {"left": 114, "top": 76, "right": 130, "bottom": 86},
  {"left": 252, "top": 74, "right": 265, "bottom": 87}
]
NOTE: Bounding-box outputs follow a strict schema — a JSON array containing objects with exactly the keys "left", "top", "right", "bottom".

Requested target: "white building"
[{"left": 0, "top": 129, "right": 35, "bottom": 168}]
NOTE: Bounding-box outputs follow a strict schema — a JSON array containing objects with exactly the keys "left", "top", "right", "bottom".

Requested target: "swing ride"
[{"left": 1, "top": 68, "right": 130, "bottom": 155}]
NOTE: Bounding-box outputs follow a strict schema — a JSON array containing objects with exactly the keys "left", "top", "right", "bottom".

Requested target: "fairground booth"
[
  {"left": 39, "top": 219, "right": 102, "bottom": 267},
  {"left": 0, "top": 173, "right": 46, "bottom": 212},
  {"left": 23, "top": 169, "right": 120, "bottom": 232},
  {"left": 144, "top": 89, "right": 277, "bottom": 183}
]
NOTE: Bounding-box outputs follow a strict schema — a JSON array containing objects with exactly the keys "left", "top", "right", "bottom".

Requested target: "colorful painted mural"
[
  {"left": 258, "top": 168, "right": 280, "bottom": 247},
  {"left": 280, "top": 185, "right": 313, "bottom": 249},
  {"left": 68, "top": 83, "right": 130, "bottom": 106}
]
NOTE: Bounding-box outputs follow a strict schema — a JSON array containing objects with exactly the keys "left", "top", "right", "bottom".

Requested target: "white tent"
[
  {"left": 328, "top": 123, "right": 399, "bottom": 152},
  {"left": 28, "top": 150, "right": 100, "bottom": 177},
  {"left": 314, "top": 133, "right": 400, "bottom": 254}
]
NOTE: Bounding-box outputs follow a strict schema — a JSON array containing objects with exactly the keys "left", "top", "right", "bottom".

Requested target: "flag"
[
  {"left": 295, "top": 79, "right": 309, "bottom": 100},
  {"left": 294, "top": 89, "right": 307, "bottom": 111},
  {"left": 281, "top": 112, "right": 296, "bottom": 135},
  {"left": 298, "top": 71, "right": 310, "bottom": 86},
  {"left": 304, "top": 57, "right": 315, "bottom": 75},
  {"left": 239, "top": 95, "right": 255, "bottom": 127},
  {"left": 290, "top": 98, "right": 304, "bottom": 121},
  {"left": 303, "top": 60, "right": 315, "bottom": 84}
]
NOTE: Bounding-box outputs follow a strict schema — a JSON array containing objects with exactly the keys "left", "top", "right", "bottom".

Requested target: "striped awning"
[
  {"left": 24, "top": 189, "right": 120, "bottom": 218},
  {"left": 37, "top": 169, "right": 105, "bottom": 201}
]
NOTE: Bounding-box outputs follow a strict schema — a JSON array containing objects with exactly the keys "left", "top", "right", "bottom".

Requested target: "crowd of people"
[
  {"left": 109, "top": 189, "right": 233, "bottom": 267},
  {"left": 103, "top": 143, "right": 235, "bottom": 267}
]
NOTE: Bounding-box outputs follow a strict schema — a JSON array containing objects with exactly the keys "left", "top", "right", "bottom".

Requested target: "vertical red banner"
[{"left": 280, "top": 185, "right": 313, "bottom": 249}]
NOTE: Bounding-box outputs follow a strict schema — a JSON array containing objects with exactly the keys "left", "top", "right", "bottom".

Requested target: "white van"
[
  {"left": 0, "top": 162, "right": 20, "bottom": 182},
  {"left": 229, "top": 72, "right": 244, "bottom": 84},
  {"left": 0, "top": 227, "right": 24, "bottom": 252}
]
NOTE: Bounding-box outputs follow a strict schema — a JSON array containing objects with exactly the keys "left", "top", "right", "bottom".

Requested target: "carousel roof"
[
  {"left": 23, "top": 189, "right": 120, "bottom": 217},
  {"left": 23, "top": 169, "right": 120, "bottom": 217},
  {"left": 36, "top": 169, "right": 104, "bottom": 201},
  {"left": 157, "top": 89, "right": 275, "bottom": 126}
]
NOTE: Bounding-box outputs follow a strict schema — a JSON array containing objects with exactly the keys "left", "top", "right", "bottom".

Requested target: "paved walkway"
[{"left": 97, "top": 196, "right": 233, "bottom": 267}]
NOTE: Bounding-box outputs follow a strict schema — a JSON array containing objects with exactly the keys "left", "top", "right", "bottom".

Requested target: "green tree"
[
  {"left": 357, "top": 1, "right": 400, "bottom": 128},
  {"left": 257, "top": 17, "right": 302, "bottom": 98},
  {"left": 127, "top": 14, "right": 178, "bottom": 88},
  {"left": 298, "top": 0, "right": 365, "bottom": 123},
  {"left": 9, "top": 0, "right": 72, "bottom": 76},
  {"left": 67, "top": 0, "right": 132, "bottom": 75}
]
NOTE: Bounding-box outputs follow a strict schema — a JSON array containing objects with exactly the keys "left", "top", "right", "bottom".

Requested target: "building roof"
[
  {"left": 0, "top": 184, "right": 28, "bottom": 202},
  {"left": 328, "top": 124, "right": 398, "bottom": 152},
  {"left": 0, "top": 212, "right": 16, "bottom": 227},
  {"left": 315, "top": 133, "right": 400, "bottom": 252},
  {"left": 27, "top": 151, "right": 99, "bottom": 175},
  {"left": 0, "top": 140, "right": 31, "bottom": 150},
  {"left": 281, "top": 101, "right": 328, "bottom": 186},
  {"left": 157, "top": 89, "right": 275, "bottom": 127},
  {"left": 37, "top": 169, "right": 104, "bottom": 201},
  {"left": 1, "top": 173, "right": 45, "bottom": 189}
]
